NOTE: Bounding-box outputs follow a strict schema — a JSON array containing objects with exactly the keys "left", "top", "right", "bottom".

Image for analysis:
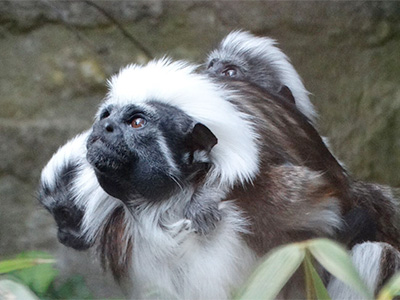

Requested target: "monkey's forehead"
[
  {"left": 101, "top": 58, "right": 260, "bottom": 187},
  {"left": 106, "top": 59, "right": 216, "bottom": 107}
]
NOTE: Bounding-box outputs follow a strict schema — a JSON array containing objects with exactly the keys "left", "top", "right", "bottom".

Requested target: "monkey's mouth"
[
  {"left": 87, "top": 135, "right": 117, "bottom": 154},
  {"left": 86, "top": 137, "right": 129, "bottom": 174}
]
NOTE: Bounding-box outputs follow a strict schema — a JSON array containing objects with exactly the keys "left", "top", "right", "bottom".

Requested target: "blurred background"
[{"left": 0, "top": 1, "right": 399, "bottom": 298}]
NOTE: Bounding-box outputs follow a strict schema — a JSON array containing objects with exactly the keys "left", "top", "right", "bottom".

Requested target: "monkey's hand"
[
  {"left": 184, "top": 196, "right": 222, "bottom": 235},
  {"left": 164, "top": 219, "right": 192, "bottom": 245}
]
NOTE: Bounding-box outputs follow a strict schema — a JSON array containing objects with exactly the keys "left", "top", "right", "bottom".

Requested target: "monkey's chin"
[
  {"left": 89, "top": 158, "right": 124, "bottom": 175},
  {"left": 57, "top": 230, "right": 93, "bottom": 251},
  {"left": 94, "top": 170, "right": 132, "bottom": 202}
]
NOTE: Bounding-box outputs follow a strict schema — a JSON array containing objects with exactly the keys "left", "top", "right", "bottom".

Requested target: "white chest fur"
[{"left": 128, "top": 201, "right": 257, "bottom": 299}]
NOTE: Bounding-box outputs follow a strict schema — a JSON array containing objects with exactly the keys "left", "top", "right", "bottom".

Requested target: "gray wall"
[{"left": 1, "top": 1, "right": 399, "bottom": 298}]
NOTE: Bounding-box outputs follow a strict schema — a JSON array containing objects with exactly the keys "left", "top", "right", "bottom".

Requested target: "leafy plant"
[
  {"left": 4, "top": 240, "right": 400, "bottom": 300},
  {"left": 237, "top": 238, "right": 400, "bottom": 300},
  {"left": 0, "top": 251, "right": 93, "bottom": 299},
  {"left": 8, "top": 251, "right": 59, "bottom": 297},
  {"left": 377, "top": 273, "right": 400, "bottom": 300},
  {"left": 0, "top": 251, "right": 55, "bottom": 274}
]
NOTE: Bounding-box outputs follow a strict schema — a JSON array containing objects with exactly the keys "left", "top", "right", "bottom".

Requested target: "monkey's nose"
[
  {"left": 105, "top": 122, "right": 114, "bottom": 133},
  {"left": 93, "top": 118, "right": 123, "bottom": 143}
]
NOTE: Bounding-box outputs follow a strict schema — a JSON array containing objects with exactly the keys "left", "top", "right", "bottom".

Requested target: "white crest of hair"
[
  {"left": 39, "top": 131, "right": 91, "bottom": 207},
  {"left": 103, "top": 58, "right": 260, "bottom": 187},
  {"left": 128, "top": 197, "right": 257, "bottom": 299},
  {"left": 327, "top": 242, "right": 383, "bottom": 299},
  {"left": 211, "top": 30, "right": 316, "bottom": 123}
]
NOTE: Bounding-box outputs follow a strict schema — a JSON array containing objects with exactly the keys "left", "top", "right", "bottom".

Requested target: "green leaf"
[
  {"left": 14, "top": 251, "right": 53, "bottom": 260},
  {"left": 236, "top": 243, "right": 305, "bottom": 300},
  {"left": 54, "top": 275, "right": 94, "bottom": 299},
  {"left": 5, "top": 251, "right": 58, "bottom": 296},
  {"left": 0, "top": 279, "right": 39, "bottom": 300},
  {"left": 303, "top": 251, "right": 331, "bottom": 300},
  {"left": 0, "top": 258, "right": 55, "bottom": 274},
  {"left": 0, "top": 252, "right": 55, "bottom": 274},
  {"left": 377, "top": 272, "right": 400, "bottom": 300},
  {"left": 303, "top": 251, "right": 316, "bottom": 300},
  {"left": 12, "top": 263, "right": 58, "bottom": 296},
  {"left": 308, "top": 238, "right": 373, "bottom": 300}
]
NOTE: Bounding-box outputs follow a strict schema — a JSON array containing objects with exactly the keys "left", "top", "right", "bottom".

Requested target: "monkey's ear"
[
  {"left": 188, "top": 123, "right": 218, "bottom": 152},
  {"left": 278, "top": 85, "right": 295, "bottom": 104}
]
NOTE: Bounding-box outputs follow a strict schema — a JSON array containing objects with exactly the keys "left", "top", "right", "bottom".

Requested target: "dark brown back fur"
[{"left": 223, "top": 80, "right": 400, "bottom": 254}]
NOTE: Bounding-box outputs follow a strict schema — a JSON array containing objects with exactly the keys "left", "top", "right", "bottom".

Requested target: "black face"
[
  {"left": 53, "top": 204, "right": 89, "bottom": 250},
  {"left": 86, "top": 101, "right": 217, "bottom": 204},
  {"left": 207, "top": 58, "right": 245, "bottom": 79},
  {"left": 38, "top": 164, "right": 92, "bottom": 251},
  {"left": 207, "top": 59, "right": 296, "bottom": 107}
]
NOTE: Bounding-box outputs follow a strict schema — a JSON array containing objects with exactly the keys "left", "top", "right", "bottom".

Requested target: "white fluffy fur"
[
  {"left": 72, "top": 161, "right": 123, "bottom": 244},
  {"left": 103, "top": 59, "right": 260, "bottom": 187},
  {"left": 128, "top": 200, "right": 256, "bottom": 299},
  {"left": 210, "top": 30, "right": 315, "bottom": 123}
]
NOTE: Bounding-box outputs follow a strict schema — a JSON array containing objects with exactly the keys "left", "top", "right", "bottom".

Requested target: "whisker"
[{"left": 168, "top": 173, "right": 184, "bottom": 191}]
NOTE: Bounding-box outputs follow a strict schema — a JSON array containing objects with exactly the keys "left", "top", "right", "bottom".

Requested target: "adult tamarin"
[{"left": 38, "top": 30, "right": 315, "bottom": 253}]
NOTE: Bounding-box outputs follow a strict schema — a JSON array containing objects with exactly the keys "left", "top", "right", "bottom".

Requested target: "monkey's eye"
[
  {"left": 100, "top": 110, "right": 110, "bottom": 120},
  {"left": 131, "top": 117, "right": 147, "bottom": 129},
  {"left": 207, "top": 59, "right": 217, "bottom": 69},
  {"left": 222, "top": 67, "right": 238, "bottom": 77}
]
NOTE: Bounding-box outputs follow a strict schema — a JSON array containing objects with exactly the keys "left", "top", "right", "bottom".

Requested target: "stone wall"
[{"left": 1, "top": 1, "right": 399, "bottom": 298}]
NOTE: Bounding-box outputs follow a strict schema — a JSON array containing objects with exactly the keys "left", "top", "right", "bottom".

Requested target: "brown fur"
[
  {"left": 99, "top": 206, "right": 133, "bottom": 282},
  {"left": 222, "top": 79, "right": 400, "bottom": 254},
  {"left": 376, "top": 243, "right": 400, "bottom": 295},
  {"left": 352, "top": 182, "right": 400, "bottom": 248}
]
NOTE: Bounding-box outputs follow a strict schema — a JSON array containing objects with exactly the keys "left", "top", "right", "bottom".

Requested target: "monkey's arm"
[{"left": 184, "top": 187, "right": 222, "bottom": 235}]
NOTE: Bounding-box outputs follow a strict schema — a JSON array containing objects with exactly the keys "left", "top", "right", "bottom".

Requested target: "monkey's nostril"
[{"left": 105, "top": 123, "right": 114, "bottom": 133}]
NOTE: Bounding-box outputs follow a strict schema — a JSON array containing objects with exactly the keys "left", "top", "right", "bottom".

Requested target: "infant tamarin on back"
[
  {"left": 206, "top": 31, "right": 399, "bottom": 248},
  {"left": 38, "top": 31, "right": 400, "bottom": 298}
]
